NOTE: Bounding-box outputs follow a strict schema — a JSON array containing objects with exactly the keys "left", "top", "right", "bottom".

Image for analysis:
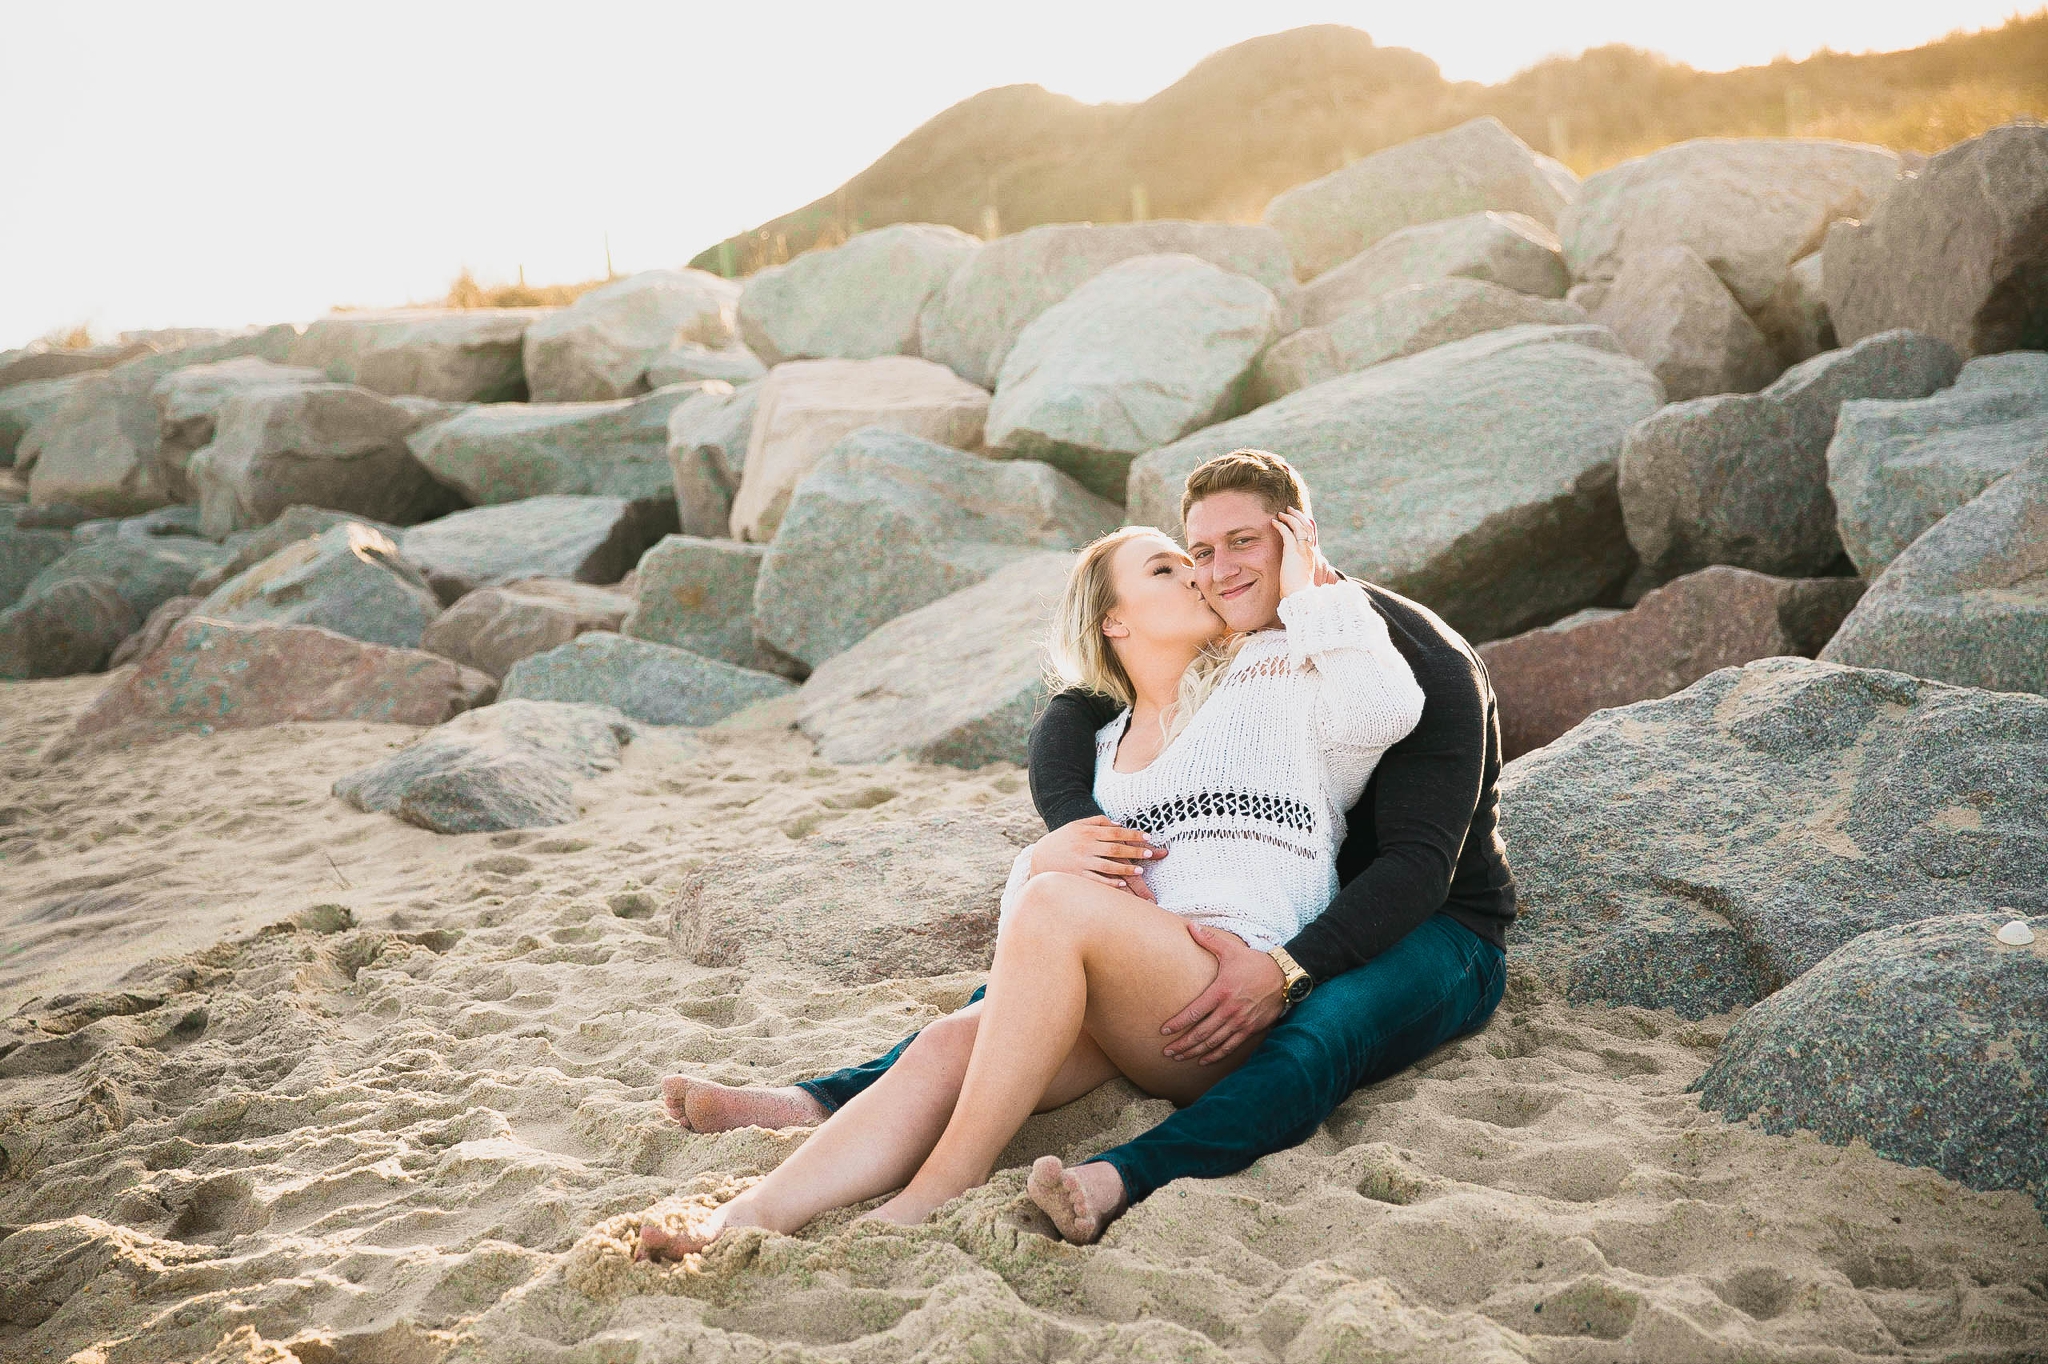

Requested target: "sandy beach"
[{"left": 3, "top": 672, "right": 2043, "bottom": 1364}]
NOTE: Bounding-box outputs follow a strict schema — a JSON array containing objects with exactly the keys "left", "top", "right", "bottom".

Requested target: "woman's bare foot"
[
  {"left": 661, "top": 1076, "right": 828, "bottom": 1132},
  {"left": 860, "top": 1186, "right": 949, "bottom": 1227},
  {"left": 1027, "top": 1157, "right": 1127, "bottom": 1244},
  {"left": 636, "top": 1206, "right": 727, "bottom": 1261}
]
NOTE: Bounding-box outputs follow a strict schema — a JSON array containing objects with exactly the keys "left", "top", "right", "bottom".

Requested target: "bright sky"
[{"left": 1, "top": 0, "right": 2030, "bottom": 348}]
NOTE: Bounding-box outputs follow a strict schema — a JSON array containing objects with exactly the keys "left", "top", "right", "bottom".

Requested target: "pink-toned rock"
[
  {"left": 420, "top": 578, "right": 633, "bottom": 679},
  {"left": 67, "top": 616, "right": 495, "bottom": 748},
  {"left": 1480, "top": 566, "right": 1866, "bottom": 760},
  {"left": 108, "top": 595, "right": 201, "bottom": 668}
]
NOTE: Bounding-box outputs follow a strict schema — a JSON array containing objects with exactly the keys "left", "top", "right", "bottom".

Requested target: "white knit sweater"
[{"left": 1000, "top": 581, "right": 1425, "bottom": 950}]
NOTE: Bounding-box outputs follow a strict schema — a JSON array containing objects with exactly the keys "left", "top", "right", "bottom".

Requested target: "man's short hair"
[{"left": 1180, "top": 448, "right": 1312, "bottom": 525}]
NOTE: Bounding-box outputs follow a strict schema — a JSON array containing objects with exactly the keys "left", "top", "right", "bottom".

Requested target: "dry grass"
[{"left": 435, "top": 268, "right": 611, "bottom": 310}]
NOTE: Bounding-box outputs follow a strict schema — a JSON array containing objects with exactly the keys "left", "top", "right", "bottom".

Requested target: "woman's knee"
[
  {"left": 1007, "top": 872, "right": 1098, "bottom": 937},
  {"left": 903, "top": 1007, "right": 980, "bottom": 1069}
]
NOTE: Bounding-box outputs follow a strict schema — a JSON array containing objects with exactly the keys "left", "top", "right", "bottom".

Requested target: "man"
[{"left": 665, "top": 448, "right": 1515, "bottom": 1243}]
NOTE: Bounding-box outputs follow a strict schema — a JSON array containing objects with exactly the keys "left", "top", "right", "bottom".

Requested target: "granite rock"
[
  {"left": 1479, "top": 566, "right": 1866, "bottom": 759},
  {"left": 500, "top": 631, "right": 792, "bottom": 727},
  {"left": 187, "top": 505, "right": 402, "bottom": 597},
  {"left": 0, "top": 522, "right": 76, "bottom": 610},
  {"left": 1591, "top": 245, "right": 1781, "bottom": 401},
  {"left": 1255, "top": 278, "right": 1586, "bottom": 404},
  {"left": 1264, "top": 118, "right": 1574, "bottom": 283},
  {"left": 1826, "top": 351, "right": 2048, "bottom": 575},
  {"left": 756, "top": 430, "right": 1117, "bottom": 669},
  {"left": 523, "top": 271, "right": 739, "bottom": 402},
  {"left": 1129, "top": 324, "right": 1660, "bottom": 642},
  {"left": 64, "top": 616, "right": 495, "bottom": 748},
  {"left": 399, "top": 495, "right": 672, "bottom": 599},
  {"left": 0, "top": 536, "right": 226, "bottom": 678},
  {"left": 1499, "top": 657, "right": 2048, "bottom": 1017},
  {"left": 191, "top": 521, "right": 443, "bottom": 649},
  {"left": 1694, "top": 913, "right": 2047, "bottom": 1207},
  {"left": 420, "top": 579, "right": 632, "bottom": 680},
  {"left": 407, "top": 383, "right": 712, "bottom": 508},
  {"left": 189, "top": 384, "right": 461, "bottom": 538},
  {"left": 0, "top": 375, "right": 91, "bottom": 466},
  {"left": 108, "top": 595, "right": 201, "bottom": 669},
  {"left": 1560, "top": 137, "right": 1901, "bottom": 313},
  {"left": 1823, "top": 121, "right": 2048, "bottom": 357},
  {"left": 288, "top": 310, "right": 543, "bottom": 402},
  {"left": 644, "top": 345, "right": 765, "bottom": 389},
  {"left": 798, "top": 551, "right": 1072, "bottom": 767},
  {"left": 664, "top": 381, "right": 757, "bottom": 539},
  {"left": 739, "top": 223, "right": 981, "bottom": 365},
  {"left": 1820, "top": 454, "right": 2048, "bottom": 696},
  {"left": 621, "top": 535, "right": 771, "bottom": 670},
  {"left": 0, "top": 338, "right": 155, "bottom": 391},
  {"left": 1295, "top": 211, "right": 1569, "bottom": 329},
  {"left": 917, "top": 221, "right": 1294, "bottom": 388},
  {"left": 23, "top": 326, "right": 299, "bottom": 516},
  {"left": 149, "top": 357, "right": 327, "bottom": 501},
  {"left": 986, "top": 254, "right": 1279, "bottom": 499},
  {"left": 729, "top": 358, "right": 989, "bottom": 542},
  {"left": 1620, "top": 329, "right": 1965, "bottom": 579},
  {"left": 333, "top": 699, "right": 635, "bottom": 834}
]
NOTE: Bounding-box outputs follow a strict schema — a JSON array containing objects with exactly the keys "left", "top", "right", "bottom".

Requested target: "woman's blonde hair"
[{"left": 1046, "top": 527, "right": 1240, "bottom": 742}]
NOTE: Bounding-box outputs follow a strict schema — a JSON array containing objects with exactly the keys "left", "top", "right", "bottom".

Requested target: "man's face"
[{"left": 1184, "top": 490, "right": 1287, "bottom": 633}]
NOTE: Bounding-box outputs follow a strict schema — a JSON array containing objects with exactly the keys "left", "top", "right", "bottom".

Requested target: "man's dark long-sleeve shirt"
[{"left": 1025, "top": 581, "right": 1516, "bottom": 982}]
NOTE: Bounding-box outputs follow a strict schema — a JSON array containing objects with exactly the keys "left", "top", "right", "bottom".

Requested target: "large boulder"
[
  {"left": 1478, "top": 566, "right": 1866, "bottom": 760},
  {"left": 1559, "top": 137, "right": 1902, "bottom": 321},
  {"left": 916, "top": 221, "right": 1294, "bottom": 388},
  {"left": 756, "top": 430, "right": 1118, "bottom": 669},
  {"left": 1499, "top": 657, "right": 2048, "bottom": 1017},
  {"left": 187, "top": 505, "right": 402, "bottom": 597},
  {"left": 0, "top": 522, "right": 76, "bottom": 610},
  {"left": 1130, "top": 325, "right": 1662, "bottom": 642},
  {"left": 1263, "top": 118, "right": 1575, "bottom": 282},
  {"left": 1754, "top": 250, "right": 1834, "bottom": 366},
  {"left": 1694, "top": 913, "right": 2046, "bottom": 1206},
  {"left": 22, "top": 326, "right": 299, "bottom": 516},
  {"left": 398, "top": 495, "right": 671, "bottom": 599},
  {"left": 149, "top": 357, "right": 328, "bottom": 501},
  {"left": 1819, "top": 455, "right": 2048, "bottom": 696},
  {"left": 0, "top": 536, "right": 227, "bottom": 678},
  {"left": 1823, "top": 122, "right": 2048, "bottom": 357},
  {"left": 287, "top": 310, "right": 543, "bottom": 402},
  {"left": 799, "top": 551, "right": 1070, "bottom": 767},
  {"left": 500, "top": 631, "right": 792, "bottom": 726},
  {"left": 406, "top": 383, "right": 711, "bottom": 508},
  {"left": 664, "top": 381, "right": 758, "bottom": 538},
  {"left": 333, "top": 699, "right": 635, "bottom": 834},
  {"left": 188, "top": 384, "right": 461, "bottom": 537},
  {"left": 1590, "top": 245, "right": 1781, "bottom": 400},
  {"left": 644, "top": 345, "right": 765, "bottom": 389},
  {"left": 522, "top": 271, "right": 739, "bottom": 402},
  {"left": 109, "top": 595, "right": 201, "bottom": 668},
  {"left": 1294, "top": 211, "right": 1569, "bottom": 329},
  {"left": 621, "top": 535, "right": 771, "bottom": 670},
  {"left": 985, "top": 255, "right": 1279, "bottom": 498},
  {"left": 0, "top": 375, "right": 91, "bottom": 466},
  {"left": 728, "top": 358, "right": 989, "bottom": 542},
  {"left": 738, "top": 223, "right": 981, "bottom": 365},
  {"left": 64, "top": 617, "right": 495, "bottom": 748},
  {"left": 190, "top": 521, "right": 443, "bottom": 649},
  {"left": 1255, "top": 278, "right": 1585, "bottom": 404},
  {"left": 1826, "top": 352, "right": 2048, "bottom": 575},
  {"left": 1620, "top": 329, "right": 1965, "bottom": 579},
  {"left": 420, "top": 579, "right": 632, "bottom": 679},
  {"left": 0, "top": 338, "right": 154, "bottom": 391}
]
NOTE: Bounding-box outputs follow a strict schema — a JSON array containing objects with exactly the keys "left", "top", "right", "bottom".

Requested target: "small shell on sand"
[{"left": 1996, "top": 918, "right": 2036, "bottom": 946}]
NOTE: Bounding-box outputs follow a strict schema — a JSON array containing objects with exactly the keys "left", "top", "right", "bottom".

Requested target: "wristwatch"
[{"left": 1267, "top": 946, "right": 1313, "bottom": 1013}]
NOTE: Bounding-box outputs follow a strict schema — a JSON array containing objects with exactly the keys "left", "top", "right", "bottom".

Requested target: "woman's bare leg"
[
  {"left": 639, "top": 1002, "right": 1117, "bottom": 1258},
  {"left": 870, "top": 874, "right": 1266, "bottom": 1224}
]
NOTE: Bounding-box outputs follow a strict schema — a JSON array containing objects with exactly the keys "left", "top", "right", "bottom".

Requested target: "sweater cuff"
[{"left": 1278, "top": 581, "right": 1385, "bottom": 667}]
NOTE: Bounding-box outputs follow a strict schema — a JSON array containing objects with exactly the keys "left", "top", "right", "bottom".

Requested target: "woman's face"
[{"left": 1105, "top": 531, "right": 1225, "bottom": 652}]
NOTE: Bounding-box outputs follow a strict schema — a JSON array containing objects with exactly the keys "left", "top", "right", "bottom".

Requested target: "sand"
[{"left": 2, "top": 672, "right": 2044, "bottom": 1364}]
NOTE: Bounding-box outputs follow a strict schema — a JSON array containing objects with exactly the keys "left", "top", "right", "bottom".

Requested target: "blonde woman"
[{"left": 640, "top": 511, "right": 1423, "bottom": 1257}]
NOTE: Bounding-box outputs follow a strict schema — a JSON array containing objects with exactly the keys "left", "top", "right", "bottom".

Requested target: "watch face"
[{"left": 1287, "top": 977, "right": 1312, "bottom": 1003}]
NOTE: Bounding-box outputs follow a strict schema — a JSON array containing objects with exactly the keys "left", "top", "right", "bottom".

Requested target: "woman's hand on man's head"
[
  {"left": 1273, "top": 508, "right": 1335, "bottom": 597},
  {"left": 1029, "top": 815, "right": 1165, "bottom": 900}
]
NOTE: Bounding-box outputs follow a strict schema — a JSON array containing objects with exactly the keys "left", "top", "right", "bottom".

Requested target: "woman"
[{"left": 640, "top": 512, "right": 1423, "bottom": 1257}]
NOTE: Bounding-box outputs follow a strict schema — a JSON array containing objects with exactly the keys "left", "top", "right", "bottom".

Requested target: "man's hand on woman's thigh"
[{"left": 1160, "top": 925, "right": 1288, "bottom": 1064}]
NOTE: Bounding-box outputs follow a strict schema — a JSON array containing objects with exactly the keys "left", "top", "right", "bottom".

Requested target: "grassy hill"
[{"left": 688, "top": 12, "right": 2048, "bottom": 278}]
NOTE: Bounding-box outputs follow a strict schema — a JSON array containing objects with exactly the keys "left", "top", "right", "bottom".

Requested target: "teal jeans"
[{"left": 797, "top": 912, "right": 1506, "bottom": 1204}]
